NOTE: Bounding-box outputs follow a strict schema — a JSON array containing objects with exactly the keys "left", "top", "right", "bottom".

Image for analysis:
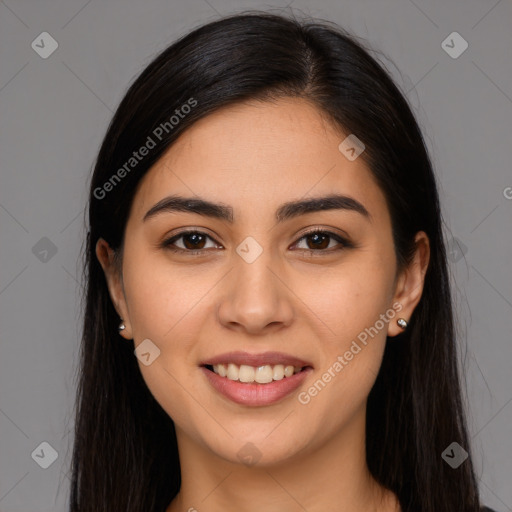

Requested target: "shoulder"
[{"left": 481, "top": 507, "right": 499, "bottom": 512}]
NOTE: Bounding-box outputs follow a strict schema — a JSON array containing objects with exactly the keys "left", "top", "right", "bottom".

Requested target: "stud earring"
[
  {"left": 118, "top": 321, "right": 126, "bottom": 332},
  {"left": 397, "top": 318, "right": 408, "bottom": 330}
]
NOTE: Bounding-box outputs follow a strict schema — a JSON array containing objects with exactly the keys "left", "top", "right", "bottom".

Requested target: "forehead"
[{"left": 130, "top": 97, "right": 389, "bottom": 225}]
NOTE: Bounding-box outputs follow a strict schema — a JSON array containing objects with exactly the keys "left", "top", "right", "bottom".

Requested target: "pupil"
[
  {"left": 185, "top": 233, "right": 204, "bottom": 249},
  {"left": 309, "top": 233, "right": 328, "bottom": 249}
]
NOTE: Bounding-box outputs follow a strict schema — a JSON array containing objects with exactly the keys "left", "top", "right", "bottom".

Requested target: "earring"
[
  {"left": 397, "top": 318, "right": 408, "bottom": 330},
  {"left": 118, "top": 321, "right": 126, "bottom": 332}
]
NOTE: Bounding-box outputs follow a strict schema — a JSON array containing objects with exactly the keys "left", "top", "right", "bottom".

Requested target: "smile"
[
  {"left": 208, "top": 363, "right": 304, "bottom": 383},
  {"left": 200, "top": 352, "right": 313, "bottom": 406}
]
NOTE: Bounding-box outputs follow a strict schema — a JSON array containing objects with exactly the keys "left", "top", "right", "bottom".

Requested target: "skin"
[{"left": 96, "top": 97, "right": 429, "bottom": 512}]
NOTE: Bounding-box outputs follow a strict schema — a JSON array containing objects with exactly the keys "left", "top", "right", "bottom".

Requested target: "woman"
[{"left": 69, "top": 11, "right": 495, "bottom": 512}]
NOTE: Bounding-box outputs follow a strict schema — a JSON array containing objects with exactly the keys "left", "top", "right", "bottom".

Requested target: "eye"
[
  {"left": 161, "top": 230, "right": 223, "bottom": 254},
  {"left": 161, "top": 227, "right": 352, "bottom": 256},
  {"left": 291, "top": 228, "right": 352, "bottom": 253}
]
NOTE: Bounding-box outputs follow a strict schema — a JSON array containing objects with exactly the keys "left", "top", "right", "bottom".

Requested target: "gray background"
[{"left": 0, "top": 0, "right": 511, "bottom": 510}]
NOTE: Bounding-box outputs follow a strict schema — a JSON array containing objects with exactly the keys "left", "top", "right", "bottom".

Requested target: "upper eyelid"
[{"left": 165, "top": 229, "right": 223, "bottom": 246}]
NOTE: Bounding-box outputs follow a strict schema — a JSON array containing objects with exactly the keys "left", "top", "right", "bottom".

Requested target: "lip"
[
  {"left": 200, "top": 351, "right": 312, "bottom": 368},
  {"left": 201, "top": 365, "right": 313, "bottom": 406}
]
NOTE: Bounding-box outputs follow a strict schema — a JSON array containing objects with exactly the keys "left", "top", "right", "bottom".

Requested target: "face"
[{"left": 97, "top": 97, "right": 429, "bottom": 467}]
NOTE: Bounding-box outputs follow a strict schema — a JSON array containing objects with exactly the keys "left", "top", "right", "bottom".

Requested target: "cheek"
[
  {"left": 293, "top": 257, "right": 395, "bottom": 346},
  {"left": 122, "top": 248, "right": 212, "bottom": 345},
  {"left": 120, "top": 253, "right": 211, "bottom": 427},
  {"left": 296, "top": 274, "right": 392, "bottom": 438},
  {"left": 292, "top": 255, "right": 394, "bottom": 408}
]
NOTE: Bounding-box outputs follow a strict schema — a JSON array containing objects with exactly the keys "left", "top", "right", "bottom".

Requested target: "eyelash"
[{"left": 161, "top": 227, "right": 353, "bottom": 256}]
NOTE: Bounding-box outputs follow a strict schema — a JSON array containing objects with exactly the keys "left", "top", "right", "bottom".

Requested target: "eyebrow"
[{"left": 143, "top": 193, "right": 372, "bottom": 224}]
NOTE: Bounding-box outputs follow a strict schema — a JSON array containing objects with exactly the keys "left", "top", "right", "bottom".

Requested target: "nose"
[{"left": 216, "top": 247, "right": 294, "bottom": 335}]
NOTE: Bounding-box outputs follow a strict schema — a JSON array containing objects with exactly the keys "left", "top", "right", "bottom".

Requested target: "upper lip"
[{"left": 200, "top": 351, "right": 313, "bottom": 368}]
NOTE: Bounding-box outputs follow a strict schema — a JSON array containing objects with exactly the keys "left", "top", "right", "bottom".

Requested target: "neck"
[{"left": 166, "top": 408, "right": 399, "bottom": 512}]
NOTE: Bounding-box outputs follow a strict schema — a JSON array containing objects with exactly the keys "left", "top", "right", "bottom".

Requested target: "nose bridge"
[
  {"left": 236, "top": 249, "right": 276, "bottom": 294},
  {"left": 217, "top": 236, "right": 293, "bottom": 331},
  {"left": 234, "top": 238, "right": 281, "bottom": 304}
]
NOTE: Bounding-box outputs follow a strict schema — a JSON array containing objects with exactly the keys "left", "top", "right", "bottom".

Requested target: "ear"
[
  {"left": 387, "top": 231, "right": 430, "bottom": 337},
  {"left": 95, "top": 238, "right": 133, "bottom": 340}
]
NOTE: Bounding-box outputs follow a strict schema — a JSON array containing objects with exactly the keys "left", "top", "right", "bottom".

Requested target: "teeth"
[
  {"left": 226, "top": 363, "right": 239, "bottom": 380},
  {"left": 212, "top": 363, "right": 303, "bottom": 383},
  {"left": 255, "top": 365, "right": 273, "bottom": 384},
  {"left": 273, "top": 364, "right": 284, "bottom": 380},
  {"left": 239, "top": 365, "right": 255, "bottom": 383}
]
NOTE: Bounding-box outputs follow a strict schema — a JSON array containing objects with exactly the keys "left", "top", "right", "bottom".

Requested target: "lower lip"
[{"left": 201, "top": 366, "right": 312, "bottom": 406}]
